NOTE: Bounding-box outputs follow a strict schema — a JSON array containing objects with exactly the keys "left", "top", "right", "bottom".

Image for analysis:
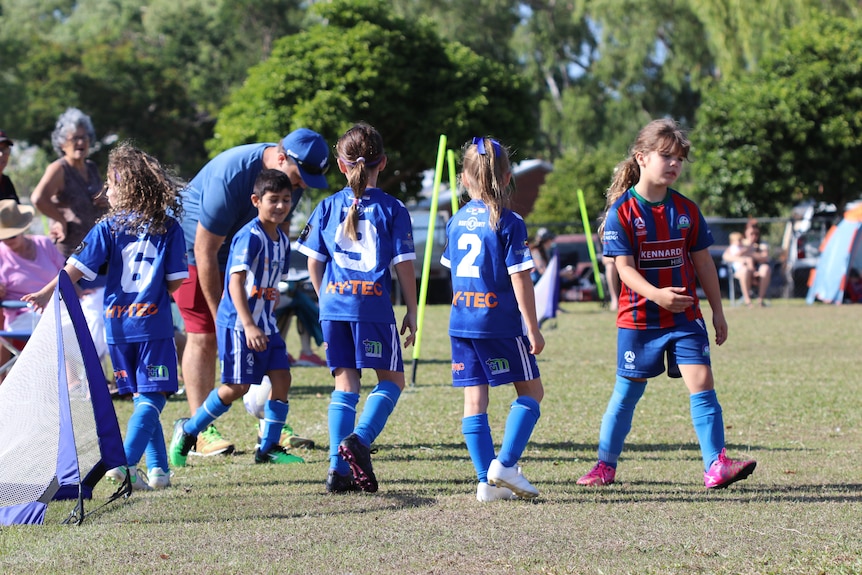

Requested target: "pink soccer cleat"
[
  {"left": 576, "top": 461, "right": 616, "bottom": 486},
  {"left": 704, "top": 448, "right": 756, "bottom": 489}
]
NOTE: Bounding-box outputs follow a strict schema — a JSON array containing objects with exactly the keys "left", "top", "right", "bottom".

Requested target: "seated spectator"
[
  {"left": 846, "top": 268, "right": 862, "bottom": 303},
  {"left": 723, "top": 222, "right": 772, "bottom": 307},
  {"left": 529, "top": 228, "right": 555, "bottom": 284},
  {"left": 0, "top": 200, "right": 66, "bottom": 381}
]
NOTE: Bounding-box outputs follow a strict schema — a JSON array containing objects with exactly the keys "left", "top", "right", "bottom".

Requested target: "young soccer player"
[
  {"left": 169, "top": 169, "right": 303, "bottom": 467},
  {"left": 24, "top": 142, "right": 188, "bottom": 490},
  {"left": 442, "top": 137, "right": 545, "bottom": 501},
  {"left": 577, "top": 119, "right": 756, "bottom": 489},
  {"left": 296, "top": 122, "right": 418, "bottom": 494}
]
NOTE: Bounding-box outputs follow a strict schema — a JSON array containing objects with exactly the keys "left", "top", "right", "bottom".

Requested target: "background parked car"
[
  {"left": 408, "top": 209, "right": 451, "bottom": 304},
  {"left": 780, "top": 201, "right": 839, "bottom": 297}
]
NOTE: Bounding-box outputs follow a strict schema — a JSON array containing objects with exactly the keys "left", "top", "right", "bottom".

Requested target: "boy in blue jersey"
[
  {"left": 441, "top": 137, "right": 545, "bottom": 501},
  {"left": 169, "top": 169, "right": 304, "bottom": 467},
  {"left": 25, "top": 142, "right": 188, "bottom": 490},
  {"left": 577, "top": 119, "right": 756, "bottom": 489},
  {"left": 174, "top": 128, "right": 328, "bottom": 457},
  {"left": 297, "top": 123, "right": 418, "bottom": 493}
]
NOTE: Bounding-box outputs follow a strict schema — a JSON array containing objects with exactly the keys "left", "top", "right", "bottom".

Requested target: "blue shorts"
[
  {"left": 110, "top": 337, "right": 179, "bottom": 395},
  {"left": 321, "top": 320, "right": 403, "bottom": 373},
  {"left": 219, "top": 328, "right": 290, "bottom": 384},
  {"left": 450, "top": 335, "right": 540, "bottom": 387},
  {"left": 617, "top": 319, "right": 711, "bottom": 379}
]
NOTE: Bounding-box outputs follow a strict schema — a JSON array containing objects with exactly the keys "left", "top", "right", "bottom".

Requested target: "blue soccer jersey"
[
  {"left": 69, "top": 217, "right": 189, "bottom": 344},
  {"left": 216, "top": 218, "right": 289, "bottom": 336},
  {"left": 296, "top": 187, "right": 415, "bottom": 323},
  {"left": 602, "top": 187, "right": 713, "bottom": 330},
  {"left": 180, "top": 143, "right": 304, "bottom": 269},
  {"left": 441, "top": 199, "right": 534, "bottom": 339}
]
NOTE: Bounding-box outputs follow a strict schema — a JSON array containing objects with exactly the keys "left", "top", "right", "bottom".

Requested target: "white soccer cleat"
[
  {"left": 487, "top": 459, "right": 539, "bottom": 499},
  {"left": 147, "top": 467, "right": 172, "bottom": 489},
  {"left": 476, "top": 482, "right": 517, "bottom": 502},
  {"left": 105, "top": 466, "right": 153, "bottom": 491}
]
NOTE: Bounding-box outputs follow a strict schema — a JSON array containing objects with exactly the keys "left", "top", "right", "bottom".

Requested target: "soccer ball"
[{"left": 243, "top": 376, "right": 272, "bottom": 419}]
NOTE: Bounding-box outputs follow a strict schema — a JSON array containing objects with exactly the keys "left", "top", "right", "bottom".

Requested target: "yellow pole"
[
  {"left": 577, "top": 189, "right": 605, "bottom": 301},
  {"left": 447, "top": 149, "right": 458, "bottom": 214},
  {"left": 411, "top": 135, "right": 447, "bottom": 385}
]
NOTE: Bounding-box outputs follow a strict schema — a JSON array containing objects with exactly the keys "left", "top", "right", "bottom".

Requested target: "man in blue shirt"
[{"left": 174, "top": 128, "right": 330, "bottom": 456}]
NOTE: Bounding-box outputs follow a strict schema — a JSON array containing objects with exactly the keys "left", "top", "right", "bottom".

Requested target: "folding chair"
[
  {"left": 718, "top": 261, "right": 742, "bottom": 306},
  {"left": 0, "top": 301, "right": 34, "bottom": 376}
]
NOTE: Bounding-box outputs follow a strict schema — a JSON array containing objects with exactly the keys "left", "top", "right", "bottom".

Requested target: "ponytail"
[{"left": 336, "top": 123, "right": 385, "bottom": 241}]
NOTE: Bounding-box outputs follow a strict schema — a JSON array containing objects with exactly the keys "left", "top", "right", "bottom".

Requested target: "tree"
[
  {"left": 527, "top": 146, "right": 619, "bottom": 230},
  {"left": 390, "top": 0, "right": 521, "bottom": 64},
  {"left": 691, "top": 14, "right": 862, "bottom": 216},
  {"left": 212, "top": 0, "right": 535, "bottom": 200},
  {"left": 0, "top": 0, "right": 303, "bottom": 177}
]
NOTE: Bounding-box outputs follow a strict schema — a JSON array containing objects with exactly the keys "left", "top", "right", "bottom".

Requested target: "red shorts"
[{"left": 173, "top": 264, "right": 222, "bottom": 334}]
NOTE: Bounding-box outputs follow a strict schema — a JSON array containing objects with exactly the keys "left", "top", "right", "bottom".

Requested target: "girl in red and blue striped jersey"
[{"left": 577, "top": 119, "right": 756, "bottom": 490}]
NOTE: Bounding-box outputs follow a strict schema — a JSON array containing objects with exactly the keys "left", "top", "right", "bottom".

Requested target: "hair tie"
[
  {"left": 471, "top": 137, "right": 502, "bottom": 157},
  {"left": 352, "top": 198, "right": 360, "bottom": 206},
  {"left": 355, "top": 157, "right": 365, "bottom": 163}
]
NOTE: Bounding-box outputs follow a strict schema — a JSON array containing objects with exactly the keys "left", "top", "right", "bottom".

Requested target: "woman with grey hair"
[
  {"left": 30, "top": 107, "right": 110, "bottom": 361},
  {"left": 31, "top": 107, "right": 108, "bottom": 257}
]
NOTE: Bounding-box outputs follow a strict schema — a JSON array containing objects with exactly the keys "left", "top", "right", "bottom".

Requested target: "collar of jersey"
[{"left": 629, "top": 186, "right": 670, "bottom": 207}]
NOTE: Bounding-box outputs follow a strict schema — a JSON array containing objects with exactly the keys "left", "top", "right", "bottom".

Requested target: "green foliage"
[
  {"left": 212, "top": 0, "right": 535, "bottom": 199},
  {"left": 9, "top": 39, "right": 207, "bottom": 175},
  {"left": 528, "top": 147, "right": 619, "bottom": 229},
  {"left": 692, "top": 14, "right": 862, "bottom": 215},
  {"left": 391, "top": 0, "right": 521, "bottom": 64}
]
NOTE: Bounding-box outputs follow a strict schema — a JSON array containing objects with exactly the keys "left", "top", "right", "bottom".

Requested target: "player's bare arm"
[
  {"left": 691, "top": 248, "right": 728, "bottom": 346},
  {"left": 511, "top": 269, "right": 544, "bottom": 355},
  {"left": 193, "top": 223, "right": 227, "bottom": 321}
]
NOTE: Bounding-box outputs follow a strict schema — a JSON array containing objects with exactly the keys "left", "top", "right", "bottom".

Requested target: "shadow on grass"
[{"left": 542, "top": 481, "right": 862, "bottom": 504}]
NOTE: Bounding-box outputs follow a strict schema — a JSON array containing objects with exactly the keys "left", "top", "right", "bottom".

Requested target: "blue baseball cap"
[{"left": 281, "top": 128, "right": 330, "bottom": 189}]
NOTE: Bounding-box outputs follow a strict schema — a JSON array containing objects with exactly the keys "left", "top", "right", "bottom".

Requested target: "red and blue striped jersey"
[{"left": 603, "top": 188, "right": 713, "bottom": 329}]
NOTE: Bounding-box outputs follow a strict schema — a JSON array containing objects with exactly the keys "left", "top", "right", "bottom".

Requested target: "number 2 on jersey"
[{"left": 455, "top": 233, "right": 481, "bottom": 278}]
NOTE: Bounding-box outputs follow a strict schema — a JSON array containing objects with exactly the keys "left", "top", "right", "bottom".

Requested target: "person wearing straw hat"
[
  {"left": 0, "top": 130, "right": 20, "bottom": 203},
  {"left": 0, "top": 200, "right": 66, "bottom": 380}
]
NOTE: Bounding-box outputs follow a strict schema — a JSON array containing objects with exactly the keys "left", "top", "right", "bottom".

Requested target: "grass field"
[{"left": 1, "top": 300, "right": 860, "bottom": 574}]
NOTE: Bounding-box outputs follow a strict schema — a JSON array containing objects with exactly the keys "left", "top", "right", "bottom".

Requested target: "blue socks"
[
  {"left": 353, "top": 381, "right": 401, "bottom": 447},
  {"left": 184, "top": 389, "right": 232, "bottom": 435},
  {"left": 328, "top": 391, "right": 359, "bottom": 475},
  {"left": 597, "top": 376, "right": 647, "bottom": 467},
  {"left": 497, "top": 396, "right": 541, "bottom": 467},
  {"left": 125, "top": 392, "right": 167, "bottom": 470},
  {"left": 462, "top": 414, "right": 495, "bottom": 483},
  {"left": 260, "top": 399, "right": 289, "bottom": 453},
  {"left": 690, "top": 389, "right": 725, "bottom": 470}
]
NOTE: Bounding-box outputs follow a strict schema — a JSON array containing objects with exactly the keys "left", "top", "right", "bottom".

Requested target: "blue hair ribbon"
[{"left": 471, "top": 137, "right": 502, "bottom": 157}]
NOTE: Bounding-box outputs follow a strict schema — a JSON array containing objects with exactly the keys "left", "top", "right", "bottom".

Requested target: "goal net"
[{"left": 0, "top": 271, "right": 127, "bottom": 525}]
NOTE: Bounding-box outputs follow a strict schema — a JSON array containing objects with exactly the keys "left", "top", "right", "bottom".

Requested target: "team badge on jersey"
[
  {"left": 299, "top": 223, "right": 312, "bottom": 241},
  {"left": 677, "top": 214, "right": 691, "bottom": 229}
]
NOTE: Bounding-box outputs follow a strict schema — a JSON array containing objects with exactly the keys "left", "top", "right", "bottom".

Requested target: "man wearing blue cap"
[{"left": 175, "top": 128, "right": 330, "bottom": 457}]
